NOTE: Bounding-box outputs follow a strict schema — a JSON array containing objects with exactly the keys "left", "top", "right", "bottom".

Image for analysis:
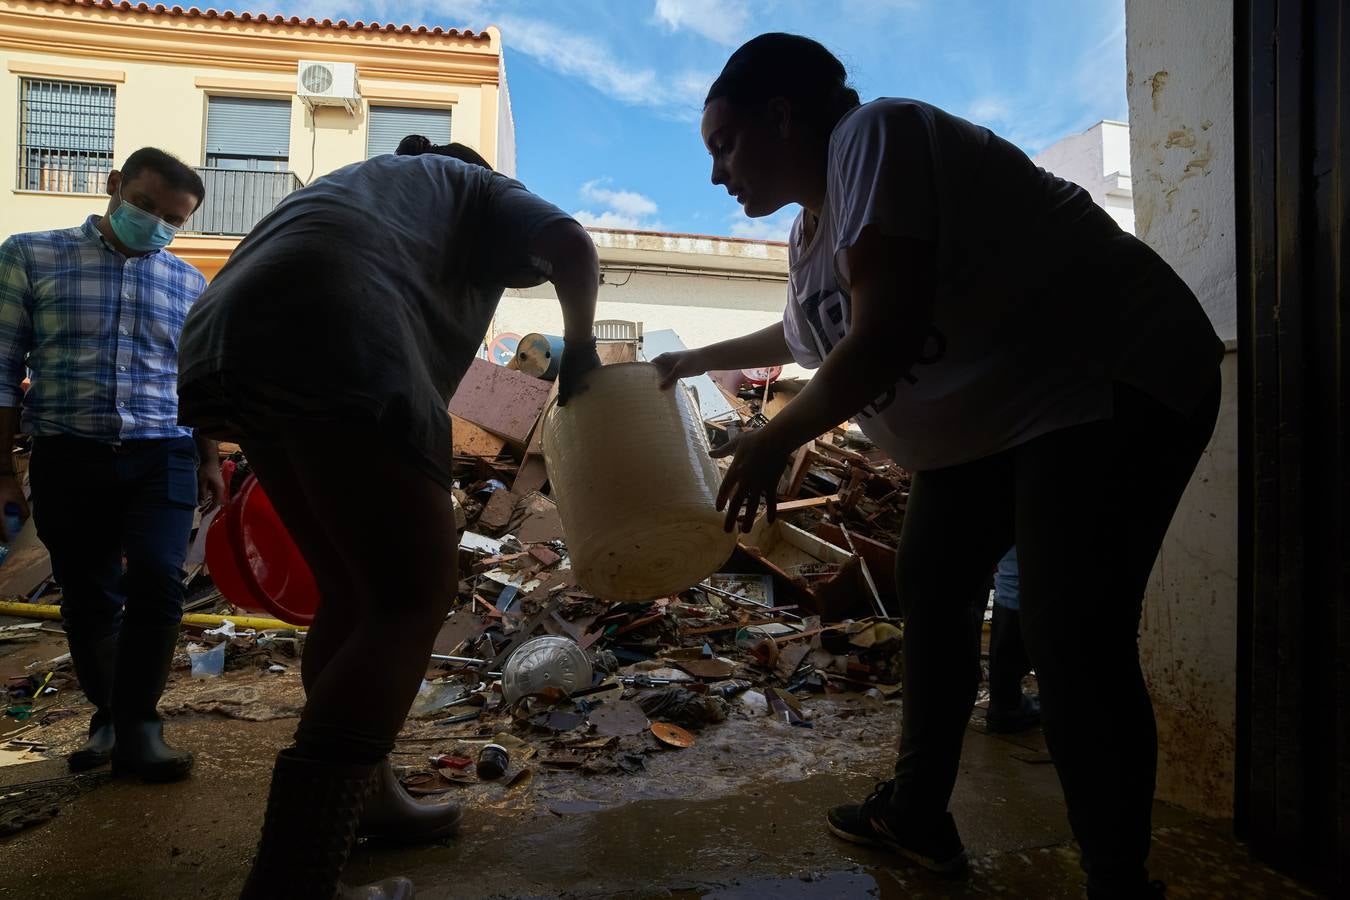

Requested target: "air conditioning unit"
[{"left": 296, "top": 60, "right": 360, "bottom": 114}]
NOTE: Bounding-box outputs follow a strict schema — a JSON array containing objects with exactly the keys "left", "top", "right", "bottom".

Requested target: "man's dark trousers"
[
  {"left": 29, "top": 434, "right": 198, "bottom": 777},
  {"left": 29, "top": 435, "right": 197, "bottom": 637}
]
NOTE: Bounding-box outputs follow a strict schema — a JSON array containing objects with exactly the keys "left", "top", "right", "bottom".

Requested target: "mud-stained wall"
[
  {"left": 1126, "top": 0, "right": 1238, "bottom": 818},
  {"left": 1127, "top": 3, "right": 1237, "bottom": 342}
]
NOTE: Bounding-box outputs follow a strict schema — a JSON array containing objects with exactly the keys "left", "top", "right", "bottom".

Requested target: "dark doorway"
[{"left": 1235, "top": 0, "right": 1349, "bottom": 891}]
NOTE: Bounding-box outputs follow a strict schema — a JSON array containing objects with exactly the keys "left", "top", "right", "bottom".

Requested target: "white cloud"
[
  {"left": 966, "top": 96, "right": 1011, "bottom": 125},
  {"left": 729, "top": 208, "right": 796, "bottom": 242},
  {"left": 431, "top": 0, "right": 492, "bottom": 22},
  {"left": 573, "top": 210, "right": 645, "bottom": 230},
  {"left": 288, "top": 0, "right": 491, "bottom": 28},
  {"left": 990, "top": 8, "right": 1128, "bottom": 155},
  {"left": 574, "top": 178, "right": 663, "bottom": 231},
  {"left": 302, "top": 1, "right": 712, "bottom": 118},
  {"left": 493, "top": 13, "right": 710, "bottom": 116},
  {"left": 850, "top": 0, "right": 923, "bottom": 12},
  {"left": 580, "top": 179, "right": 659, "bottom": 218},
  {"left": 653, "top": 0, "right": 750, "bottom": 46}
]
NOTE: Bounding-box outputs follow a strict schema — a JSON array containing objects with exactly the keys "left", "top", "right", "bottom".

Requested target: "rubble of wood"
[{"left": 1, "top": 336, "right": 922, "bottom": 814}]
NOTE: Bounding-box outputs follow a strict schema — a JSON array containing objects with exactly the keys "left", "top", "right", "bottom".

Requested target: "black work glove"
[{"left": 556, "top": 338, "right": 601, "bottom": 406}]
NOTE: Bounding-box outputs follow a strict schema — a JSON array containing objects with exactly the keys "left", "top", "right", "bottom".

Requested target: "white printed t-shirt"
[{"left": 782, "top": 99, "right": 1222, "bottom": 471}]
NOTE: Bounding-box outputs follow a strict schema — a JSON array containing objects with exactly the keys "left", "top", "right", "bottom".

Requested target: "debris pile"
[
  {"left": 374, "top": 340, "right": 914, "bottom": 797},
  {"left": 0, "top": 328, "right": 920, "bottom": 817}
]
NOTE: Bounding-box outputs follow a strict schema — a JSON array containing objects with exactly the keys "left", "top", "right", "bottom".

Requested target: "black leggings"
[{"left": 887, "top": 378, "right": 1220, "bottom": 892}]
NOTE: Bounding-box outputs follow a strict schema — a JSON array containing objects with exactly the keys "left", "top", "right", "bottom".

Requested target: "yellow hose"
[{"left": 0, "top": 600, "right": 299, "bottom": 631}]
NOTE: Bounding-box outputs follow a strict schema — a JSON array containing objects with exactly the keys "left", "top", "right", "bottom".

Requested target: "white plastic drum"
[{"left": 542, "top": 362, "right": 736, "bottom": 601}]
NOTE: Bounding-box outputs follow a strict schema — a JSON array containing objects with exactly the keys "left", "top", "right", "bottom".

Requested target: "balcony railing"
[{"left": 184, "top": 167, "right": 303, "bottom": 237}]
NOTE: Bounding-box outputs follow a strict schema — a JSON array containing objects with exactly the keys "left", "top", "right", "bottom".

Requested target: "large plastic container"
[
  {"left": 541, "top": 362, "right": 735, "bottom": 601},
  {"left": 204, "top": 474, "right": 320, "bottom": 626}
]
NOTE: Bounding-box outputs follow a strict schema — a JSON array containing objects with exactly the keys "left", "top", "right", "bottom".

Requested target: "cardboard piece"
[{"left": 641, "top": 329, "right": 737, "bottom": 422}]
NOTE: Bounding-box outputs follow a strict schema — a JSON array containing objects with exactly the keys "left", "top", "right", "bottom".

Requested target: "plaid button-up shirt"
[{"left": 0, "top": 215, "right": 206, "bottom": 441}]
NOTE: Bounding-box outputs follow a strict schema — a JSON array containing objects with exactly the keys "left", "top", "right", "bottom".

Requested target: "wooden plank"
[
  {"left": 451, "top": 414, "right": 507, "bottom": 458},
  {"left": 764, "top": 387, "right": 794, "bottom": 419},
  {"left": 682, "top": 617, "right": 794, "bottom": 636},
  {"left": 775, "top": 494, "right": 839, "bottom": 513},
  {"left": 812, "top": 523, "right": 898, "bottom": 611},
  {"left": 813, "top": 439, "right": 875, "bottom": 471},
  {"left": 512, "top": 380, "right": 559, "bottom": 495},
  {"left": 596, "top": 341, "right": 638, "bottom": 365},
  {"left": 512, "top": 457, "right": 549, "bottom": 497},
  {"left": 839, "top": 467, "right": 870, "bottom": 515},
  {"left": 780, "top": 445, "right": 814, "bottom": 500}
]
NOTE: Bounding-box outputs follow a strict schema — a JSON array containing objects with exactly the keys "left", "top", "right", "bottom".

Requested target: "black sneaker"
[{"left": 826, "top": 781, "right": 967, "bottom": 875}]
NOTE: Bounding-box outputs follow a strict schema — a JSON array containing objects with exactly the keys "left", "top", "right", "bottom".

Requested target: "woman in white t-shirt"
[{"left": 654, "top": 33, "right": 1221, "bottom": 899}]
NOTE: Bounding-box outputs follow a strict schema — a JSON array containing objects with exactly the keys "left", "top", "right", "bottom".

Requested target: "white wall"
[
  {"left": 1126, "top": 0, "right": 1238, "bottom": 819},
  {"left": 1033, "top": 121, "right": 1136, "bottom": 234},
  {"left": 496, "top": 55, "right": 518, "bottom": 179},
  {"left": 1127, "top": 8, "right": 1237, "bottom": 343},
  {"left": 493, "top": 270, "right": 809, "bottom": 378},
  {"left": 1101, "top": 121, "right": 1133, "bottom": 180}
]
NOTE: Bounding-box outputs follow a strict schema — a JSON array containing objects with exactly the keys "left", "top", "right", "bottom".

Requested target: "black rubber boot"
[
  {"left": 66, "top": 631, "right": 118, "bottom": 772},
  {"left": 110, "top": 623, "right": 194, "bottom": 782},
  {"left": 358, "top": 757, "right": 462, "bottom": 844},
  {"left": 987, "top": 605, "right": 1034, "bottom": 705},
  {"left": 240, "top": 749, "right": 414, "bottom": 900}
]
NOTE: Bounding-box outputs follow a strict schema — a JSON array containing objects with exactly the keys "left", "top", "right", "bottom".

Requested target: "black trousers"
[
  {"left": 887, "top": 378, "right": 1220, "bottom": 891},
  {"left": 29, "top": 435, "right": 197, "bottom": 639}
]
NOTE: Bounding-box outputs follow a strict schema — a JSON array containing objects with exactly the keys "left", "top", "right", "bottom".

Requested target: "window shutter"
[
  {"left": 367, "top": 105, "right": 453, "bottom": 158},
  {"left": 206, "top": 97, "right": 291, "bottom": 158}
]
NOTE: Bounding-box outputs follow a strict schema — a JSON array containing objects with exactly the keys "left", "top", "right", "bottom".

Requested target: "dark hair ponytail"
[
  {"left": 395, "top": 134, "right": 493, "bottom": 171},
  {"left": 705, "top": 33, "right": 860, "bottom": 137}
]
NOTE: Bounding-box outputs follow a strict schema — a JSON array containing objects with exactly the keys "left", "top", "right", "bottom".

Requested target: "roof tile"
[{"left": 33, "top": 0, "right": 491, "bottom": 40}]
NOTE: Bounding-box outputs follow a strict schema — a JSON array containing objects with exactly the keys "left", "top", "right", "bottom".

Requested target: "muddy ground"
[{"left": 0, "top": 626, "right": 1324, "bottom": 899}]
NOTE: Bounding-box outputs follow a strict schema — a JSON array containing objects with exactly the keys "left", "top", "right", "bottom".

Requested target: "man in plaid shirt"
[{"left": 0, "top": 147, "right": 223, "bottom": 782}]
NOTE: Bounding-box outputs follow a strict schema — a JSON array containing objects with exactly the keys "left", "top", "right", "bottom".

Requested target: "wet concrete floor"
[
  {"left": 0, "top": 710, "right": 1324, "bottom": 900},
  {"left": 0, "top": 625, "right": 1326, "bottom": 899}
]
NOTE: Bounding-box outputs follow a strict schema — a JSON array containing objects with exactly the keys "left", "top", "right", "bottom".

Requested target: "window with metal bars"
[{"left": 17, "top": 78, "right": 116, "bottom": 194}]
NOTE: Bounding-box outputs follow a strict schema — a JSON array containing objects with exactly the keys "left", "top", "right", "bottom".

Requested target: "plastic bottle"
[{"left": 0, "top": 503, "right": 24, "bottom": 567}]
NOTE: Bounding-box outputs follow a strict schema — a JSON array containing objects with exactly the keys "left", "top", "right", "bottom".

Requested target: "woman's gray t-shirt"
[{"left": 179, "top": 153, "right": 573, "bottom": 482}]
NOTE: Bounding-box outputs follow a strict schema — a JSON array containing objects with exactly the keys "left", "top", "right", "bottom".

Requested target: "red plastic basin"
[{"left": 205, "top": 473, "right": 320, "bottom": 626}]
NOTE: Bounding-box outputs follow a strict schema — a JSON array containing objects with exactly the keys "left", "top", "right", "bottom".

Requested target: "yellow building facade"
[{"left": 0, "top": 0, "right": 511, "bottom": 278}]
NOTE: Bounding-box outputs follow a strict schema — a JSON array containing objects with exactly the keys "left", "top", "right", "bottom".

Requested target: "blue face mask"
[{"left": 109, "top": 188, "right": 179, "bottom": 253}]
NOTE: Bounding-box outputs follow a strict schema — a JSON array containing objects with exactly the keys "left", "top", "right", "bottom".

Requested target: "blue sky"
[{"left": 285, "top": 1, "right": 1128, "bottom": 240}]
